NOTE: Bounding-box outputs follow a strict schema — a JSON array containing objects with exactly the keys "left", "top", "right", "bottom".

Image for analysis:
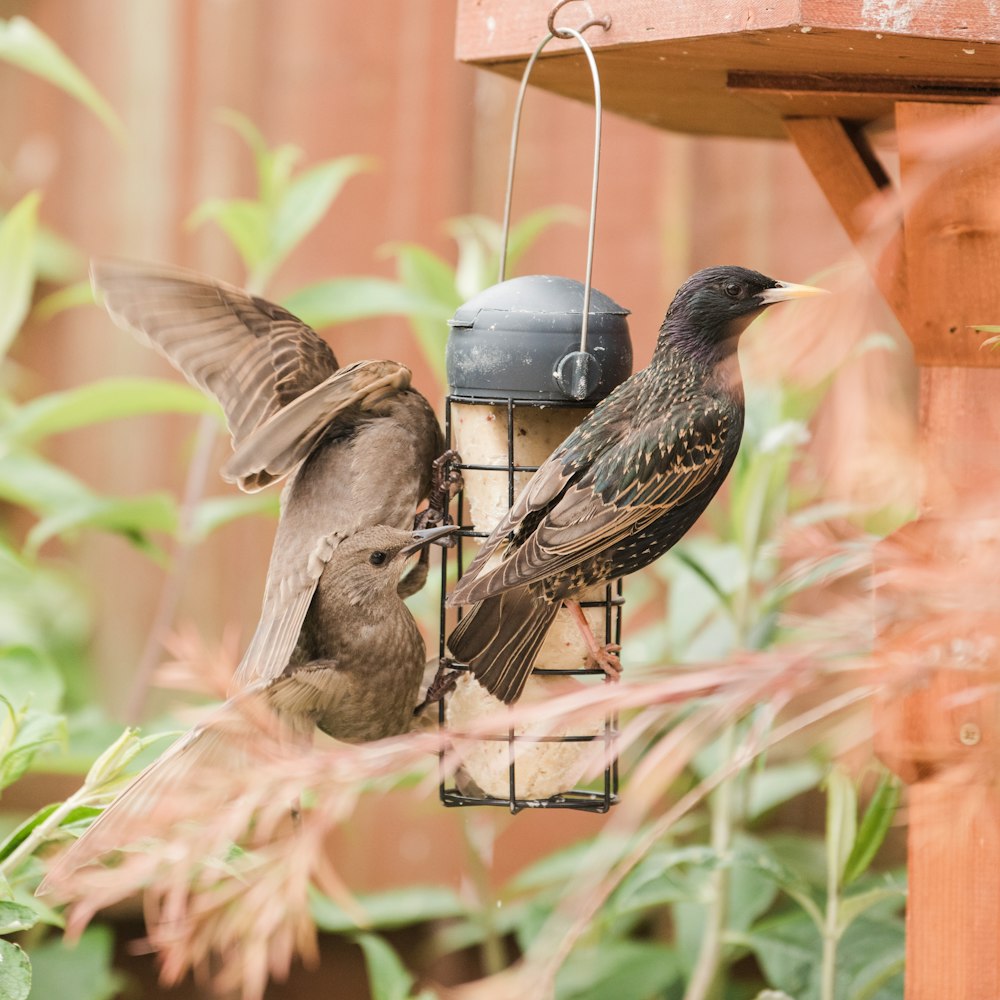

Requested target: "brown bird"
[
  {"left": 447, "top": 266, "right": 828, "bottom": 703},
  {"left": 91, "top": 260, "right": 452, "bottom": 697},
  {"left": 40, "top": 523, "right": 456, "bottom": 886}
]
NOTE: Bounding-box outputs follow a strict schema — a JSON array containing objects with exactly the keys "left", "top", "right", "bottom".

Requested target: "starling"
[
  {"left": 91, "top": 260, "right": 453, "bottom": 697},
  {"left": 447, "top": 266, "right": 828, "bottom": 703},
  {"left": 40, "top": 523, "right": 456, "bottom": 885}
]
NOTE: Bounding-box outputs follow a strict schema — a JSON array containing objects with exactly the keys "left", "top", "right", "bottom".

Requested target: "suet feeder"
[{"left": 437, "top": 3, "right": 632, "bottom": 813}]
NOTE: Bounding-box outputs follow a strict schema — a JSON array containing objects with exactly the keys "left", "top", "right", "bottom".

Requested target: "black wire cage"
[{"left": 437, "top": 392, "right": 626, "bottom": 814}]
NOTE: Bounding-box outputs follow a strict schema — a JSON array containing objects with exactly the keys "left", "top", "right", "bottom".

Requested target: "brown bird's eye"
[
  {"left": 724, "top": 282, "right": 742, "bottom": 299},
  {"left": 369, "top": 551, "right": 388, "bottom": 566}
]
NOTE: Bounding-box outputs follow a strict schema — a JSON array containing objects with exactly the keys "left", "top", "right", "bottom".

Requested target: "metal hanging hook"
[
  {"left": 547, "top": 0, "right": 612, "bottom": 38},
  {"left": 497, "top": 5, "right": 610, "bottom": 399}
]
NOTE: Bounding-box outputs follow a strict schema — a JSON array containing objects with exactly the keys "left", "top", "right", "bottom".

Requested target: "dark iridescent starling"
[
  {"left": 447, "top": 266, "right": 827, "bottom": 703},
  {"left": 91, "top": 260, "right": 451, "bottom": 698}
]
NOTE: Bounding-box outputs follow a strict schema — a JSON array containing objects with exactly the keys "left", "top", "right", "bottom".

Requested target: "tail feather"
[{"left": 447, "top": 587, "right": 559, "bottom": 704}]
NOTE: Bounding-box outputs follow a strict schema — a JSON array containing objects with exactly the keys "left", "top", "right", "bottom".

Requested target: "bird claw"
[
  {"left": 590, "top": 643, "right": 622, "bottom": 680},
  {"left": 414, "top": 662, "right": 462, "bottom": 715},
  {"left": 415, "top": 449, "right": 464, "bottom": 547}
]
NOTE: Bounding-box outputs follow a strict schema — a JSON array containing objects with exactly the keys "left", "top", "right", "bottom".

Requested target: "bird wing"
[
  {"left": 450, "top": 398, "right": 732, "bottom": 603},
  {"left": 222, "top": 359, "right": 413, "bottom": 491},
  {"left": 232, "top": 530, "right": 343, "bottom": 689},
  {"left": 91, "top": 257, "right": 339, "bottom": 448}
]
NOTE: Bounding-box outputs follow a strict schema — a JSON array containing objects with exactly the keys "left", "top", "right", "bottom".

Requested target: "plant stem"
[
  {"left": 0, "top": 784, "right": 93, "bottom": 878},
  {"left": 461, "top": 815, "right": 506, "bottom": 976},
  {"left": 820, "top": 837, "right": 840, "bottom": 1000},
  {"left": 683, "top": 722, "right": 737, "bottom": 1000},
  {"left": 125, "top": 413, "right": 218, "bottom": 722}
]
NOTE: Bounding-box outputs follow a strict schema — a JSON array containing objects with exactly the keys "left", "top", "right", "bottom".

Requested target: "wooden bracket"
[{"left": 784, "top": 115, "right": 908, "bottom": 330}]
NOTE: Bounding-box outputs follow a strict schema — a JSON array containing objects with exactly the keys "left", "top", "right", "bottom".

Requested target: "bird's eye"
[
  {"left": 724, "top": 282, "right": 743, "bottom": 299},
  {"left": 369, "top": 551, "right": 388, "bottom": 566}
]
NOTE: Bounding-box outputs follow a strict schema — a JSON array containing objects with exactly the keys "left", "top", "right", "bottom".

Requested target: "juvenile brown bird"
[
  {"left": 91, "top": 260, "right": 451, "bottom": 695},
  {"left": 41, "top": 523, "right": 455, "bottom": 885},
  {"left": 447, "top": 266, "right": 828, "bottom": 703}
]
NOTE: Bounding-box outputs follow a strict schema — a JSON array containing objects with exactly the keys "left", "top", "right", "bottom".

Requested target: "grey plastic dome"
[{"left": 446, "top": 275, "right": 632, "bottom": 403}]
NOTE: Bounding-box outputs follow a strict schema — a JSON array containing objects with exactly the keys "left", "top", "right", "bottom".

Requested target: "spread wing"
[
  {"left": 222, "top": 359, "right": 412, "bottom": 491},
  {"left": 91, "top": 257, "right": 339, "bottom": 449},
  {"left": 449, "top": 397, "right": 732, "bottom": 604}
]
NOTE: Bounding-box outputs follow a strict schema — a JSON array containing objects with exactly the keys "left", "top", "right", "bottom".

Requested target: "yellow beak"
[{"left": 758, "top": 280, "right": 831, "bottom": 304}]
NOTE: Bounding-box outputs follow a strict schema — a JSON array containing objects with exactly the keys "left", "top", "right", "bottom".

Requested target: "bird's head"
[
  {"left": 660, "top": 265, "right": 828, "bottom": 363},
  {"left": 334, "top": 523, "right": 458, "bottom": 606}
]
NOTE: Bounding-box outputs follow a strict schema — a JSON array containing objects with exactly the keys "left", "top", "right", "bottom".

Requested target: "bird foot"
[
  {"left": 563, "top": 599, "right": 623, "bottom": 681},
  {"left": 414, "top": 662, "right": 462, "bottom": 716},
  {"left": 415, "top": 449, "right": 463, "bottom": 546},
  {"left": 590, "top": 643, "right": 622, "bottom": 680}
]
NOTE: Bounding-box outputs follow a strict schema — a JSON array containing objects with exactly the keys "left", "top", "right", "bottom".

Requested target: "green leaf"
[
  {"left": 188, "top": 197, "right": 269, "bottom": 270},
  {"left": 0, "top": 700, "right": 65, "bottom": 792},
  {"left": 836, "top": 885, "right": 905, "bottom": 936},
  {"left": 825, "top": 766, "right": 858, "bottom": 888},
  {"left": 0, "top": 451, "right": 94, "bottom": 514},
  {"left": 746, "top": 760, "right": 825, "bottom": 820},
  {"left": 26, "top": 491, "right": 178, "bottom": 555},
  {"left": 840, "top": 916, "right": 905, "bottom": 1000},
  {"left": 188, "top": 491, "right": 280, "bottom": 542},
  {"left": 312, "top": 886, "right": 465, "bottom": 933},
  {"left": 848, "top": 944, "right": 905, "bottom": 1000},
  {"left": 0, "top": 649, "right": 64, "bottom": 714},
  {"left": 0, "top": 17, "right": 125, "bottom": 142},
  {"left": 383, "top": 242, "right": 459, "bottom": 309},
  {"left": 446, "top": 215, "right": 497, "bottom": 299},
  {"left": 0, "top": 191, "right": 40, "bottom": 359},
  {"left": 33, "top": 224, "right": 85, "bottom": 284},
  {"left": 842, "top": 771, "right": 901, "bottom": 886},
  {"left": 0, "top": 901, "right": 39, "bottom": 934},
  {"left": 271, "top": 155, "right": 375, "bottom": 264},
  {"left": 667, "top": 548, "right": 733, "bottom": 615},
  {"left": 283, "top": 278, "right": 450, "bottom": 330},
  {"left": 3, "top": 377, "right": 216, "bottom": 447},
  {"left": 26, "top": 925, "right": 125, "bottom": 1000},
  {"left": 732, "top": 912, "right": 821, "bottom": 999},
  {"left": 555, "top": 940, "right": 679, "bottom": 1000},
  {"left": 509, "top": 833, "right": 636, "bottom": 892},
  {"left": 0, "top": 938, "right": 31, "bottom": 1000},
  {"left": 353, "top": 933, "right": 416, "bottom": 1000},
  {"left": 215, "top": 110, "right": 275, "bottom": 180},
  {"left": 0, "top": 804, "right": 101, "bottom": 863},
  {"left": 31, "top": 279, "right": 94, "bottom": 321}
]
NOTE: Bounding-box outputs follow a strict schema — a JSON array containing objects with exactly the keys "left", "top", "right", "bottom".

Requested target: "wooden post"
[{"left": 792, "top": 102, "right": 1000, "bottom": 999}]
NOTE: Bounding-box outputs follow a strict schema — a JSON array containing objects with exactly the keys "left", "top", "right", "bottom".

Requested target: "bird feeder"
[
  {"left": 455, "top": 0, "right": 1000, "bottom": 993},
  {"left": 437, "top": 6, "right": 633, "bottom": 813}
]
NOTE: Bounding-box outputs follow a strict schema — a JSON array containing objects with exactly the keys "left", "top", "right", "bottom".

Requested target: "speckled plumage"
[{"left": 448, "top": 266, "right": 826, "bottom": 703}]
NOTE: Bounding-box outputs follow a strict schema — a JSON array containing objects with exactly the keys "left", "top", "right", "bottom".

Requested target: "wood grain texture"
[
  {"left": 455, "top": 1, "right": 1000, "bottom": 138},
  {"left": 898, "top": 102, "right": 1000, "bottom": 367},
  {"left": 873, "top": 371, "right": 1000, "bottom": 998},
  {"left": 455, "top": 0, "right": 1000, "bottom": 60},
  {"left": 785, "top": 116, "right": 908, "bottom": 329},
  {"left": 907, "top": 783, "right": 1000, "bottom": 1000}
]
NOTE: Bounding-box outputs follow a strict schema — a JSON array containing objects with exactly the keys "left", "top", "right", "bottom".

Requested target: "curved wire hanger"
[{"left": 497, "top": 1, "right": 611, "bottom": 377}]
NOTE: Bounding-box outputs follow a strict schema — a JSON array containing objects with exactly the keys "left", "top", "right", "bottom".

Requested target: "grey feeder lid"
[{"left": 446, "top": 275, "right": 632, "bottom": 404}]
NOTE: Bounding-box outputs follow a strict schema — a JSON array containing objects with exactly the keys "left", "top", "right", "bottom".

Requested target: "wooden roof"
[{"left": 455, "top": 1, "right": 1000, "bottom": 138}]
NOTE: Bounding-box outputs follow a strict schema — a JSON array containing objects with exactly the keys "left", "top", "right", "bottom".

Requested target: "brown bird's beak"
[
  {"left": 400, "top": 524, "right": 461, "bottom": 556},
  {"left": 758, "top": 280, "right": 831, "bottom": 304}
]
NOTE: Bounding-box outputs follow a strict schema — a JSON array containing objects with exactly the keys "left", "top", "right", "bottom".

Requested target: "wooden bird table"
[{"left": 455, "top": 2, "right": 1000, "bottom": 996}]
